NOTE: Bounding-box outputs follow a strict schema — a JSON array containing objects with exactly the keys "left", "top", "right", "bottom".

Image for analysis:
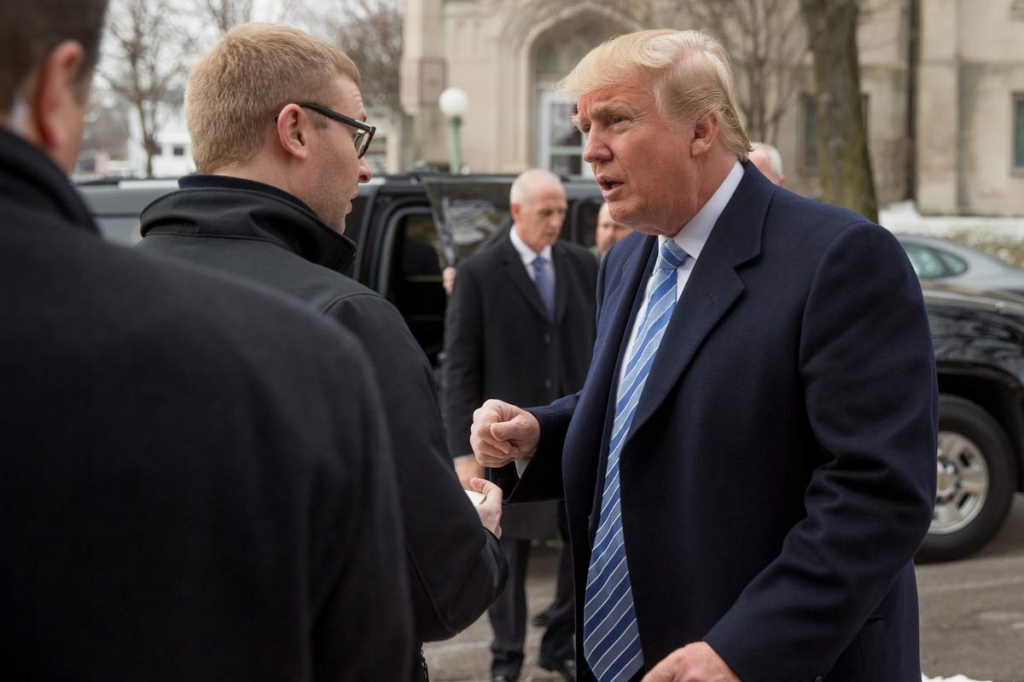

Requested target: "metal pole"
[{"left": 449, "top": 116, "right": 462, "bottom": 174}]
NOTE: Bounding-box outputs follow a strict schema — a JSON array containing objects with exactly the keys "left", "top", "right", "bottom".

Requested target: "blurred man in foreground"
[
  {"left": 0, "top": 4, "right": 412, "bottom": 679},
  {"left": 471, "top": 29, "right": 936, "bottom": 682},
  {"left": 135, "top": 24, "right": 507, "bottom": 682}
]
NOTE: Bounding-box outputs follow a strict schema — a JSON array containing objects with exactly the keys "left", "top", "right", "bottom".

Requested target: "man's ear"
[
  {"left": 690, "top": 111, "right": 720, "bottom": 158},
  {"left": 275, "top": 104, "right": 312, "bottom": 160},
  {"left": 24, "top": 40, "right": 86, "bottom": 170},
  {"left": 510, "top": 200, "right": 523, "bottom": 224}
]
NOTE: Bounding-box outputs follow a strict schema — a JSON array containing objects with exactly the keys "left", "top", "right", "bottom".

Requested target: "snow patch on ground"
[{"left": 880, "top": 201, "right": 1024, "bottom": 239}]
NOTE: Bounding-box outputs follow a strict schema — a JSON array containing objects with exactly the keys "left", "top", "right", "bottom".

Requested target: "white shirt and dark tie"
[
  {"left": 508, "top": 163, "right": 744, "bottom": 680},
  {"left": 510, "top": 226, "right": 556, "bottom": 317}
]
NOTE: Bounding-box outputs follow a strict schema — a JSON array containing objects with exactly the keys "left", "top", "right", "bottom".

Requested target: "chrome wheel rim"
[{"left": 931, "top": 430, "right": 990, "bottom": 535}]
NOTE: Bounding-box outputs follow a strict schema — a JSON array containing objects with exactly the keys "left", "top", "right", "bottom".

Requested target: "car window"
[
  {"left": 902, "top": 243, "right": 950, "bottom": 279},
  {"left": 935, "top": 248, "right": 968, "bottom": 276}
]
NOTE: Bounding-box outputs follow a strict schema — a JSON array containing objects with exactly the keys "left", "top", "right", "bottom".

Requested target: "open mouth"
[{"left": 598, "top": 178, "right": 624, "bottom": 192}]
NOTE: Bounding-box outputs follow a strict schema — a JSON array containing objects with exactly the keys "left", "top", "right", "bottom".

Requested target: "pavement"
[
  {"left": 426, "top": 498, "right": 1024, "bottom": 682},
  {"left": 424, "top": 542, "right": 567, "bottom": 682}
]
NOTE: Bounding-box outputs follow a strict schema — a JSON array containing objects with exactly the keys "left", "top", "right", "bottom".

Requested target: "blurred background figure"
[
  {"left": 443, "top": 169, "right": 597, "bottom": 682},
  {"left": 748, "top": 140, "right": 786, "bottom": 187},
  {"left": 592, "top": 201, "right": 631, "bottom": 260}
]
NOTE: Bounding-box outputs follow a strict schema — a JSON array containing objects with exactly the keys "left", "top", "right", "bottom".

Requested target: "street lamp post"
[{"left": 438, "top": 86, "right": 468, "bottom": 174}]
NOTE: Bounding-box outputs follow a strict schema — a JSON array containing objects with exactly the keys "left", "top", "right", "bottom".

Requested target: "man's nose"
[
  {"left": 358, "top": 157, "right": 373, "bottom": 183},
  {"left": 582, "top": 132, "right": 610, "bottom": 163}
]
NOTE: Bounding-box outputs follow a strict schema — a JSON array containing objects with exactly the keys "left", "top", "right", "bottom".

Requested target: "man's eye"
[{"left": 611, "top": 115, "right": 627, "bottom": 124}]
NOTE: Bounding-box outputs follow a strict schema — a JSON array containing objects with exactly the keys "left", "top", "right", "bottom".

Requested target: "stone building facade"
[{"left": 399, "top": 0, "right": 1024, "bottom": 216}]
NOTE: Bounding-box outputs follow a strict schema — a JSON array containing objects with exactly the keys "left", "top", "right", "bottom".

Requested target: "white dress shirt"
[
  {"left": 510, "top": 225, "right": 556, "bottom": 288},
  {"left": 617, "top": 161, "right": 744, "bottom": 392},
  {"left": 514, "top": 161, "right": 744, "bottom": 475}
]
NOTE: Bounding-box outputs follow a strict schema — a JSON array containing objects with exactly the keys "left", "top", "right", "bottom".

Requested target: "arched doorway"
[{"left": 532, "top": 19, "right": 620, "bottom": 176}]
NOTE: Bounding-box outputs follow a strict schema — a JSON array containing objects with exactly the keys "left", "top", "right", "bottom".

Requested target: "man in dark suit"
[
  {"left": 134, "top": 24, "right": 507, "bottom": 682},
  {"left": 444, "top": 169, "right": 598, "bottom": 682},
  {"left": 0, "top": 4, "right": 411, "bottom": 679},
  {"left": 471, "top": 29, "right": 937, "bottom": 682}
]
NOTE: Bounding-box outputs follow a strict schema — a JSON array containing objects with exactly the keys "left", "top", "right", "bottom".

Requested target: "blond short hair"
[
  {"left": 557, "top": 29, "right": 751, "bottom": 159},
  {"left": 186, "top": 23, "right": 360, "bottom": 173}
]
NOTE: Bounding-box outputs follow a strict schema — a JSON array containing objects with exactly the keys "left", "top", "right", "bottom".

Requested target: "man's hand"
[
  {"left": 471, "top": 399, "right": 540, "bottom": 468},
  {"left": 467, "top": 476, "right": 503, "bottom": 538},
  {"left": 454, "top": 456, "right": 486, "bottom": 489},
  {"left": 641, "top": 643, "right": 740, "bottom": 682}
]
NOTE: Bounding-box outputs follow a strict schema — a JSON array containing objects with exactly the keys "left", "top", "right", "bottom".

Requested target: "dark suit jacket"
[
  {"left": 443, "top": 233, "right": 598, "bottom": 538},
  {"left": 517, "top": 164, "right": 938, "bottom": 681},
  {"left": 136, "top": 179, "right": 507, "bottom": 646},
  {"left": 0, "top": 130, "right": 412, "bottom": 680}
]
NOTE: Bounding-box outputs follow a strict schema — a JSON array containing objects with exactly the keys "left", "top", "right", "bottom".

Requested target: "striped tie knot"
[{"left": 658, "top": 240, "right": 689, "bottom": 271}]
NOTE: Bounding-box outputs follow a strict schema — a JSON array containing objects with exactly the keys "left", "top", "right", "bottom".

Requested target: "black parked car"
[{"left": 78, "top": 173, "right": 1024, "bottom": 562}]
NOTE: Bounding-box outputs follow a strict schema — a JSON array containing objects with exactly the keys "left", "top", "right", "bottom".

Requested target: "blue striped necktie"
[{"left": 583, "top": 239, "right": 690, "bottom": 682}]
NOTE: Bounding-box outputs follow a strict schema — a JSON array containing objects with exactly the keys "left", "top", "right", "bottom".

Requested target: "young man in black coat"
[
  {"left": 444, "top": 169, "right": 598, "bottom": 682},
  {"left": 135, "top": 24, "right": 509, "bottom": 681},
  {"left": 0, "top": 3, "right": 412, "bottom": 680}
]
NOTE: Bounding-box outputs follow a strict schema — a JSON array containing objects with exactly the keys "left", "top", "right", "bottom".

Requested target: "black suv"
[{"left": 78, "top": 173, "right": 1024, "bottom": 563}]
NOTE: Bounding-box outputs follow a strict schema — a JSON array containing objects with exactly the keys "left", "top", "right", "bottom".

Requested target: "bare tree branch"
[
  {"left": 101, "top": 0, "right": 197, "bottom": 176},
  {"left": 671, "top": 0, "right": 807, "bottom": 145},
  {"left": 314, "top": 0, "right": 405, "bottom": 117}
]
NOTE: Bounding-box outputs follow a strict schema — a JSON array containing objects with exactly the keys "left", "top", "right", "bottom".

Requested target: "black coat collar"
[
  {"left": 0, "top": 129, "right": 97, "bottom": 234},
  {"left": 139, "top": 181, "right": 357, "bottom": 273}
]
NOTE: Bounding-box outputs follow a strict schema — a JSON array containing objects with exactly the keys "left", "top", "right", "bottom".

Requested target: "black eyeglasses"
[{"left": 276, "top": 102, "right": 376, "bottom": 158}]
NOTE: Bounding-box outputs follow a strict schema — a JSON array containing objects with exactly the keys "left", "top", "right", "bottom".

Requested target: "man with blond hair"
[
  {"left": 2, "top": 4, "right": 411, "bottom": 680},
  {"left": 444, "top": 168, "right": 598, "bottom": 682},
  {"left": 136, "top": 23, "right": 507, "bottom": 682},
  {"left": 470, "top": 29, "right": 936, "bottom": 682}
]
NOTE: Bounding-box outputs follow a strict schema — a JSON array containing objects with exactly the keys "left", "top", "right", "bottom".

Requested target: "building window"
[
  {"left": 1015, "top": 94, "right": 1024, "bottom": 171},
  {"left": 536, "top": 89, "right": 587, "bottom": 176},
  {"left": 172, "top": 145, "right": 186, "bottom": 157}
]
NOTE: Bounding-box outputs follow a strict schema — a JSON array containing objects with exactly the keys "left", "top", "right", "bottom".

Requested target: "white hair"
[{"left": 751, "top": 142, "right": 784, "bottom": 179}]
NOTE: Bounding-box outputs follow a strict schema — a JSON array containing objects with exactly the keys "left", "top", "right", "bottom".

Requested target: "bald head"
[
  {"left": 510, "top": 168, "right": 566, "bottom": 253},
  {"left": 510, "top": 168, "right": 562, "bottom": 206},
  {"left": 749, "top": 142, "right": 785, "bottom": 187}
]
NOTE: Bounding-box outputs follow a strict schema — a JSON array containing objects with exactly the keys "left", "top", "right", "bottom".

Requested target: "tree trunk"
[{"left": 799, "top": 0, "right": 878, "bottom": 222}]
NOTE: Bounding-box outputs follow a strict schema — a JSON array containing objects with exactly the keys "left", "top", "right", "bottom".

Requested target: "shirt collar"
[
  {"left": 510, "top": 224, "right": 554, "bottom": 266},
  {"left": 660, "top": 160, "right": 744, "bottom": 260}
]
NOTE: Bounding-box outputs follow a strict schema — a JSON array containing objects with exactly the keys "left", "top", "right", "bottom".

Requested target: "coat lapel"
[
  {"left": 500, "top": 236, "right": 551, "bottom": 321},
  {"left": 626, "top": 165, "right": 773, "bottom": 443}
]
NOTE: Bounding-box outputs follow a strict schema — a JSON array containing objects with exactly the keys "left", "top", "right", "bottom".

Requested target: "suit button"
[
  {"left": 814, "top": 677, "right": 823, "bottom": 682},
  {"left": 543, "top": 333, "right": 552, "bottom": 345},
  {"left": 544, "top": 379, "right": 552, "bottom": 389}
]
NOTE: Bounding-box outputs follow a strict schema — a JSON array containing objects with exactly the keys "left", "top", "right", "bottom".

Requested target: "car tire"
[{"left": 917, "top": 395, "right": 1017, "bottom": 563}]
